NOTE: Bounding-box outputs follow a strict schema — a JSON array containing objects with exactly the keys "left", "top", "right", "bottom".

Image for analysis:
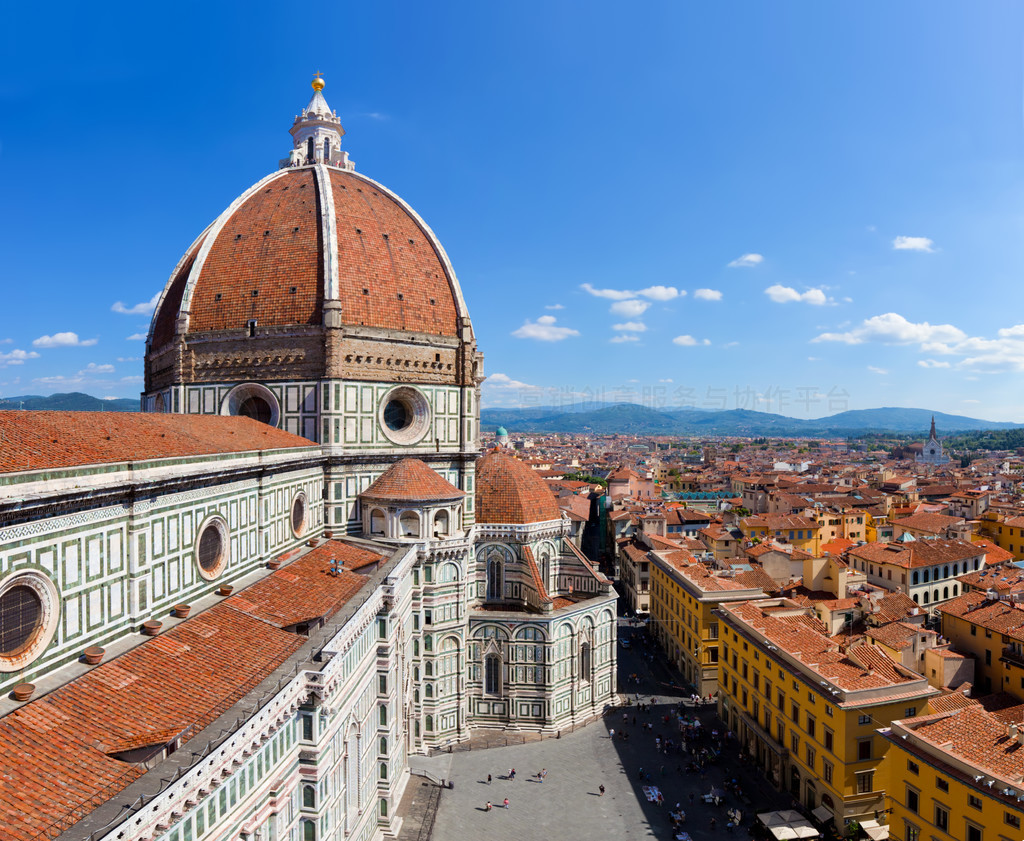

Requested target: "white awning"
[
  {"left": 811, "top": 805, "right": 833, "bottom": 824},
  {"left": 757, "top": 810, "right": 820, "bottom": 840},
  {"left": 860, "top": 819, "right": 889, "bottom": 841}
]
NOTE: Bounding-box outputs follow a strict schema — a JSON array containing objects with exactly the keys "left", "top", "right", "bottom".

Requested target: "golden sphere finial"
[{"left": 312, "top": 71, "right": 325, "bottom": 92}]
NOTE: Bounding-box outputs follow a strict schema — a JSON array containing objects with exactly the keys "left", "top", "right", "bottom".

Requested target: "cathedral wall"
[{"left": 0, "top": 459, "right": 322, "bottom": 697}]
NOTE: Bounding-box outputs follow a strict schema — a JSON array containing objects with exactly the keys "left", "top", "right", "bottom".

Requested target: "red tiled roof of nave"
[
  {"left": 475, "top": 451, "right": 561, "bottom": 525},
  {"left": 0, "top": 412, "right": 315, "bottom": 474},
  {"left": 360, "top": 458, "right": 464, "bottom": 502},
  {"left": 225, "top": 542, "right": 380, "bottom": 627},
  {"left": 0, "top": 541, "right": 376, "bottom": 841}
]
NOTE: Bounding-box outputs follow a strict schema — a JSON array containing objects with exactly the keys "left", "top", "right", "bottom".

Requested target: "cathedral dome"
[
  {"left": 147, "top": 76, "right": 470, "bottom": 357},
  {"left": 475, "top": 450, "right": 561, "bottom": 525},
  {"left": 149, "top": 166, "right": 465, "bottom": 349}
]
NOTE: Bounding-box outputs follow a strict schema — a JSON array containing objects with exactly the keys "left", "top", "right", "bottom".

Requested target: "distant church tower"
[{"left": 916, "top": 416, "right": 950, "bottom": 465}]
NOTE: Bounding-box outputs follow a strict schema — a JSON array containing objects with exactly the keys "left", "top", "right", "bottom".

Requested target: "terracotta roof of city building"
[
  {"left": 848, "top": 538, "right": 984, "bottom": 569},
  {"left": 0, "top": 412, "right": 314, "bottom": 475},
  {"left": 360, "top": 458, "right": 464, "bottom": 502},
  {"left": 475, "top": 451, "right": 562, "bottom": 524}
]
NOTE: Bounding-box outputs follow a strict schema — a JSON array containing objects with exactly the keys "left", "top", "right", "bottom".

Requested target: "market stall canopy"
[
  {"left": 859, "top": 820, "right": 890, "bottom": 841},
  {"left": 757, "top": 810, "right": 820, "bottom": 840}
]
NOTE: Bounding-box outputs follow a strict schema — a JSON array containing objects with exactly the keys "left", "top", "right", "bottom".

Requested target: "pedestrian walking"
[
  {"left": 609, "top": 727, "right": 615, "bottom": 740},
  {"left": 504, "top": 798, "right": 510, "bottom": 809},
  {"left": 487, "top": 774, "right": 492, "bottom": 785},
  {"left": 599, "top": 784, "right": 606, "bottom": 796},
  {"left": 541, "top": 768, "right": 547, "bottom": 782},
  {"left": 486, "top": 801, "right": 492, "bottom": 811},
  {"left": 509, "top": 768, "right": 516, "bottom": 781}
]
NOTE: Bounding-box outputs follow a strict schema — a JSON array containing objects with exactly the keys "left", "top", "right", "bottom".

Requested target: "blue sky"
[{"left": 3, "top": 2, "right": 1024, "bottom": 420}]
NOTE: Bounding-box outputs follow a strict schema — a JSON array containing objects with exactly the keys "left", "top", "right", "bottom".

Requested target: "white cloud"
[
  {"left": 0, "top": 349, "right": 40, "bottom": 367},
  {"left": 610, "top": 335, "right": 639, "bottom": 343},
  {"left": 80, "top": 362, "right": 115, "bottom": 375},
  {"left": 511, "top": 315, "right": 580, "bottom": 342},
  {"left": 659, "top": 378, "right": 673, "bottom": 383},
  {"left": 672, "top": 335, "right": 710, "bottom": 347},
  {"left": 728, "top": 253, "right": 763, "bottom": 268},
  {"left": 764, "top": 284, "right": 830, "bottom": 305},
  {"left": 111, "top": 292, "right": 160, "bottom": 316},
  {"left": 637, "top": 285, "right": 682, "bottom": 301},
  {"left": 126, "top": 333, "right": 148, "bottom": 341},
  {"left": 867, "top": 366, "right": 888, "bottom": 375},
  {"left": 33, "top": 374, "right": 85, "bottom": 386},
  {"left": 32, "top": 332, "right": 98, "bottom": 348},
  {"left": 962, "top": 399, "right": 981, "bottom": 404},
  {"left": 812, "top": 313, "right": 966, "bottom": 346},
  {"left": 918, "top": 359, "right": 951, "bottom": 369},
  {"left": 580, "top": 283, "right": 636, "bottom": 301},
  {"left": 694, "top": 288, "right": 722, "bottom": 302},
  {"left": 119, "top": 375, "right": 144, "bottom": 384},
  {"left": 544, "top": 303, "right": 564, "bottom": 310},
  {"left": 610, "top": 299, "right": 650, "bottom": 318},
  {"left": 892, "top": 236, "right": 935, "bottom": 252},
  {"left": 116, "top": 356, "right": 141, "bottom": 362},
  {"left": 612, "top": 321, "right": 647, "bottom": 333}
]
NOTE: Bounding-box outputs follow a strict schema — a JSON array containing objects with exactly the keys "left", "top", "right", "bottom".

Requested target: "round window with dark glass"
[
  {"left": 238, "top": 395, "right": 273, "bottom": 424},
  {"left": 196, "top": 518, "right": 228, "bottom": 579},
  {"left": 383, "top": 398, "right": 411, "bottom": 431},
  {"left": 0, "top": 585, "right": 42, "bottom": 657},
  {"left": 291, "top": 493, "right": 307, "bottom": 536}
]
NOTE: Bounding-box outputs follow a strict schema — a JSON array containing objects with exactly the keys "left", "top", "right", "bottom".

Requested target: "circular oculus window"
[
  {"left": 0, "top": 572, "right": 60, "bottom": 673},
  {"left": 291, "top": 492, "right": 308, "bottom": 537},
  {"left": 221, "top": 383, "right": 281, "bottom": 428},
  {"left": 195, "top": 516, "right": 230, "bottom": 580},
  {"left": 378, "top": 387, "right": 431, "bottom": 445}
]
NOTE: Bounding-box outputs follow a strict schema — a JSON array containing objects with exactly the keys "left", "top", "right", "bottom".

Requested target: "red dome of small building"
[{"left": 475, "top": 451, "right": 561, "bottom": 525}]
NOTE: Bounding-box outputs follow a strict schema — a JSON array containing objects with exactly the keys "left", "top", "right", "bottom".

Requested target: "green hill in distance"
[{"left": 0, "top": 393, "right": 138, "bottom": 412}]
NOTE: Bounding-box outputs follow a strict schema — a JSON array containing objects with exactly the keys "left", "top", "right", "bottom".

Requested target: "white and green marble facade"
[{"left": 0, "top": 447, "right": 323, "bottom": 697}]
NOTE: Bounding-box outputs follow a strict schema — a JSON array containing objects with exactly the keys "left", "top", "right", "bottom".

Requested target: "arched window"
[
  {"left": 580, "top": 641, "right": 592, "bottom": 682},
  {"left": 303, "top": 784, "right": 316, "bottom": 808},
  {"left": 379, "top": 736, "right": 388, "bottom": 755},
  {"left": 975, "top": 559, "right": 981, "bottom": 570},
  {"left": 487, "top": 554, "right": 503, "bottom": 600},
  {"left": 913, "top": 593, "right": 919, "bottom": 604},
  {"left": 943, "top": 565, "right": 949, "bottom": 579},
  {"left": 425, "top": 661, "right": 433, "bottom": 676},
  {"left": 324, "top": 138, "right": 331, "bottom": 160},
  {"left": 302, "top": 819, "right": 316, "bottom": 841},
  {"left": 399, "top": 511, "right": 420, "bottom": 537},
  {"left": 379, "top": 705, "right": 388, "bottom": 726},
  {"left": 923, "top": 569, "right": 930, "bottom": 583},
  {"left": 912, "top": 571, "right": 919, "bottom": 585},
  {"left": 380, "top": 762, "right": 388, "bottom": 780},
  {"left": 953, "top": 584, "right": 959, "bottom": 596},
  {"left": 306, "top": 137, "right": 314, "bottom": 162},
  {"left": 943, "top": 586, "right": 949, "bottom": 600},
  {"left": 370, "top": 509, "right": 385, "bottom": 536},
  {"left": 380, "top": 798, "right": 389, "bottom": 817},
  {"left": 425, "top": 684, "right": 433, "bottom": 698},
  {"left": 485, "top": 654, "right": 501, "bottom": 695},
  {"left": 425, "top": 714, "right": 434, "bottom": 732},
  {"left": 433, "top": 510, "right": 450, "bottom": 537},
  {"left": 923, "top": 591, "right": 930, "bottom": 605},
  {"left": 933, "top": 589, "right": 939, "bottom": 603}
]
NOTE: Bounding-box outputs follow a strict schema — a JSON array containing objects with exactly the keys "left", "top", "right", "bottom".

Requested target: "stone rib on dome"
[
  {"left": 361, "top": 458, "right": 464, "bottom": 502},
  {"left": 475, "top": 450, "right": 561, "bottom": 525},
  {"left": 149, "top": 165, "right": 464, "bottom": 349}
]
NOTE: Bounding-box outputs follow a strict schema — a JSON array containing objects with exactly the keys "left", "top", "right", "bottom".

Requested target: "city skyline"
[{"left": 3, "top": 2, "right": 1024, "bottom": 418}]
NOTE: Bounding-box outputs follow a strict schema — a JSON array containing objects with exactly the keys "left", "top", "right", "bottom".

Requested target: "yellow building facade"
[
  {"left": 881, "top": 705, "right": 1024, "bottom": 841},
  {"left": 649, "top": 552, "right": 764, "bottom": 695},
  {"left": 739, "top": 514, "right": 822, "bottom": 556},
  {"left": 717, "top": 598, "right": 937, "bottom": 826}
]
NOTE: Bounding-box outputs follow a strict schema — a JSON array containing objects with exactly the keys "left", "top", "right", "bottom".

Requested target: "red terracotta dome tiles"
[
  {"left": 189, "top": 169, "right": 323, "bottom": 333},
  {"left": 361, "top": 458, "right": 464, "bottom": 502},
  {"left": 475, "top": 451, "right": 561, "bottom": 525},
  {"left": 329, "top": 170, "right": 458, "bottom": 336}
]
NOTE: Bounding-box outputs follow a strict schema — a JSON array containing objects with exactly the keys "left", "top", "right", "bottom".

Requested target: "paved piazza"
[{"left": 419, "top": 626, "right": 791, "bottom": 840}]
